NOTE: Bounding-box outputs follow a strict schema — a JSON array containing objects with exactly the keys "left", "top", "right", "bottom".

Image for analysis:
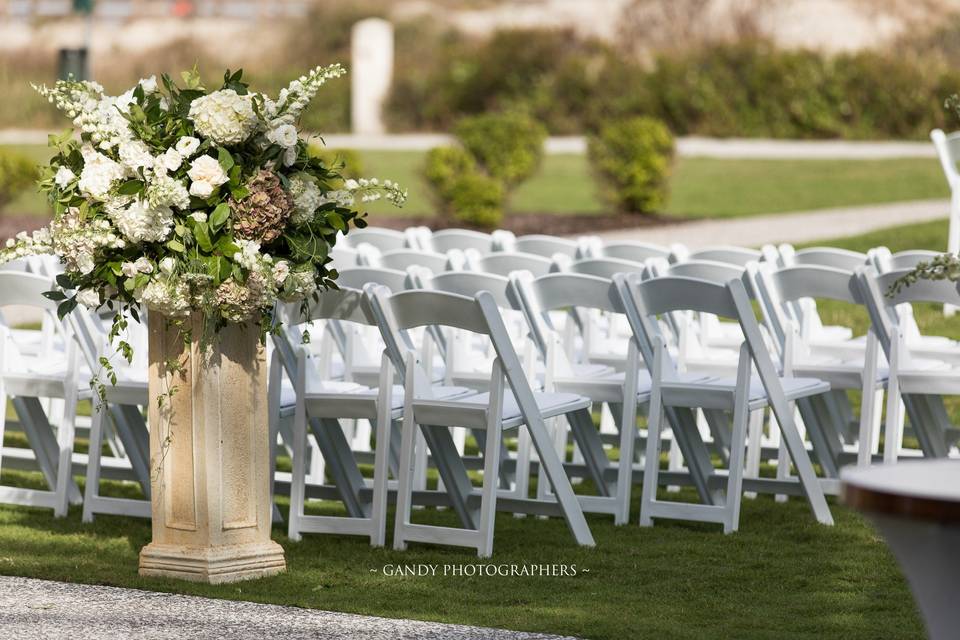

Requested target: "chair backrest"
[
  {"left": 856, "top": 266, "right": 960, "bottom": 358},
  {"left": 615, "top": 273, "right": 742, "bottom": 372},
  {"left": 567, "top": 257, "right": 646, "bottom": 280},
  {"left": 427, "top": 271, "right": 516, "bottom": 311},
  {"left": 336, "top": 266, "right": 415, "bottom": 293},
  {"left": 601, "top": 241, "right": 670, "bottom": 262},
  {"left": 429, "top": 229, "right": 494, "bottom": 254},
  {"left": 781, "top": 245, "right": 867, "bottom": 271},
  {"left": 344, "top": 227, "right": 409, "bottom": 253},
  {"left": 514, "top": 235, "right": 581, "bottom": 259},
  {"left": 0, "top": 271, "right": 59, "bottom": 312},
  {"left": 477, "top": 252, "right": 553, "bottom": 278},
  {"left": 931, "top": 128, "right": 960, "bottom": 188},
  {"left": 378, "top": 249, "right": 451, "bottom": 273},
  {"left": 662, "top": 259, "right": 748, "bottom": 288},
  {"left": 677, "top": 246, "right": 762, "bottom": 267},
  {"left": 869, "top": 247, "right": 941, "bottom": 273},
  {"left": 329, "top": 245, "right": 360, "bottom": 269}
]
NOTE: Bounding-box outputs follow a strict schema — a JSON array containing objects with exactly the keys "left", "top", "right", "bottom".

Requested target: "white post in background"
[{"left": 351, "top": 17, "right": 394, "bottom": 135}]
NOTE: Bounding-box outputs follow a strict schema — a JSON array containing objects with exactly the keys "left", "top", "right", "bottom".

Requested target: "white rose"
[
  {"left": 159, "top": 257, "right": 177, "bottom": 276},
  {"left": 267, "top": 123, "right": 298, "bottom": 148},
  {"left": 133, "top": 257, "right": 153, "bottom": 274},
  {"left": 175, "top": 136, "right": 200, "bottom": 158},
  {"left": 76, "top": 288, "right": 101, "bottom": 308},
  {"left": 121, "top": 261, "right": 139, "bottom": 278},
  {"left": 189, "top": 211, "right": 207, "bottom": 223},
  {"left": 54, "top": 166, "right": 75, "bottom": 188},
  {"left": 189, "top": 180, "right": 214, "bottom": 198},
  {"left": 140, "top": 75, "right": 158, "bottom": 94},
  {"left": 272, "top": 260, "right": 290, "bottom": 285},
  {"left": 283, "top": 146, "right": 298, "bottom": 167},
  {"left": 187, "top": 154, "right": 228, "bottom": 199},
  {"left": 160, "top": 148, "right": 182, "bottom": 172}
]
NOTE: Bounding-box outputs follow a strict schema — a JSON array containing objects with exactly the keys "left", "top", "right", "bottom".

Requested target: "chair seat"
[
  {"left": 793, "top": 361, "right": 888, "bottom": 390},
  {"left": 662, "top": 375, "right": 830, "bottom": 412},
  {"left": 896, "top": 367, "right": 960, "bottom": 394},
  {"left": 3, "top": 371, "right": 92, "bottom": 400},
  {"left": 303, "top": 382, "right": 474, "bottom": 421},
  {"left": 412, "top": 389, "right": 591, "bottom": 431}
]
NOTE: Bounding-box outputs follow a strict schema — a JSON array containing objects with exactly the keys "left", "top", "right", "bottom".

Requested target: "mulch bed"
[{"left": 368, "top": 211, "right": 684, "bottom": 236}]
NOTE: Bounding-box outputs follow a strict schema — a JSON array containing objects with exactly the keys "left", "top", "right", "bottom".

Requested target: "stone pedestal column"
[
  {"left": 139, "top": 314, "right": 285, "bottom": 584},
  {"left": 351, "top": 17, "right": 394, "bottom": 135}
]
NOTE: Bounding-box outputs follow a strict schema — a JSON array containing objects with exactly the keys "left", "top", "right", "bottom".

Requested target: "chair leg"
[
  {"left": 54, "top": 386, "right": 79, "bottom": 518},
  {"left": 477, "top": 366, "right": 505, "bottom": 558},
  {"left": 883, "top": 374, "right": 904, "bottom": 464},
  {"left": 287, "top": 360, "right": 308, "bottom": 542},
  {"left": 393, "top": 353, "right": 419, "bottom": 552},
  {"left": 82, "top": 401, "right": 107, "bottom": 523},
  {"left": 724, "top": 345, "right": 751, "bottom": 534},
  {"left": 639, "top": 382, "right": 665, "bottom": 528},
  {"left": 370, "top": 353, "right": 394, "bottom": 547},
  {"left": 744, "top": 409, "right": 764, "bottom": 499},
  {"left": 615, "top": 393, "right": 638, "bottom": 525}
]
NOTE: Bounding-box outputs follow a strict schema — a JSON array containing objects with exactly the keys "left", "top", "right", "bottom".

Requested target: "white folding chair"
[
  {"left": 471, "top": 251, "right": 553, "bottom": 278},
  {"left": 672, "top": 245, "right": 762, "bottom": 267},
  {"left": 599, "top": 241, "right": 671, "bottom": 263},
  {"left": 616, "top": 273, "right": 835, "bottom": 531},
  {"left": 514, "top": 235, "right": 587, "bottom": 260},
  {"left": 372, "top": 287, "right": 595, "bottom": 556},
  {"left": 857, "top": 267, "right": 960, "bottom": 463},
  {"left": 931, "top": 128, "right": 960, "bottom": 263},
  {"left": 343, "top": 227, "right": 415, "bottom": 253},
  {"left": 0, "top": 271, "right": 86, "bottom": 516},
  {"left": 427, "top": 229, "right": 496, "bottom": 254}
]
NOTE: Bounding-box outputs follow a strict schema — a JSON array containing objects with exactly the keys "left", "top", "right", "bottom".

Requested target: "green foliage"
[
  {"left": 0, "top": 149, "right": 38, "bottom": 210},
  {"left": 588, "top": 117, "right": 674, "bottom": 214},
  {"left": 306, "top": 145, "right": 364, "bottom": 179},
  {"left": 443, "top": 171, "right": 504, "bottom": 228},
  {"left": 388, "top": 32, "right": 960, "bottom": 140},
  {"left": 422, "top": 112, "right": 545, "bottom": 228},
  {"left": 454, "top": 111, "right": 546, "bottom": 188}
]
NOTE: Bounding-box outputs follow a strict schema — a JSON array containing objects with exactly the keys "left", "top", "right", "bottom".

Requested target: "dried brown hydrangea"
[
  {"left": 214, "top": 272, "right": 273, "bottom": 323},
  {"left": 230, "top": 169, "right": 293, "bottom": 244}
]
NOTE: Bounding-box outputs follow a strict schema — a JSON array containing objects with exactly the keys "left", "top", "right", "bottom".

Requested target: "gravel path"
[
  {"left": 594, "top": 198, "right": 948, "bottom": 248},
  {"left": 0, "top": 576, "right": 576, "bottom": 640}
]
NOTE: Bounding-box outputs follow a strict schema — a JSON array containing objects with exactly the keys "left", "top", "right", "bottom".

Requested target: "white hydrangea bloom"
[
  {"left": 118, "top": 140, "right": 155, "bottom": 172},
  {"left": 107, "top": 198, "right": 174, "bottom": 244},
  {"left": 188, "top": 89, "right": 258, "bottom": 145},
  {"left": 234, "top": 238, "right": 264, "bottom": 271},
  {"left": 139, "top": 278, "right": 191, "bottom": 317},
  {"left": 78, "top": 150, "right": 125, "bottom": 200},
  {"left": 145, "top": 174, "right": 190, "bottom": 210},
  {"left": 287, "top": 173, "right": 323, "bottom": 226}
]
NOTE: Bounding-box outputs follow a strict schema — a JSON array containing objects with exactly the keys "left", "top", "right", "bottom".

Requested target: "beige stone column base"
[
  {"left": 139, "top": 540, "right": 286, "bottom": 584},
  {"left": 140, "top": 314, "right": 286, "bottom": 585}
]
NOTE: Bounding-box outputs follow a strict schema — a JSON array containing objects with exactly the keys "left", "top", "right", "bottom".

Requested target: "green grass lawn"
[
  {"left": 0, "top": 219, "right": 948, "bottom": 640},
  {"left": 1, "top": 144, "right": 948, "bottom": 220}
]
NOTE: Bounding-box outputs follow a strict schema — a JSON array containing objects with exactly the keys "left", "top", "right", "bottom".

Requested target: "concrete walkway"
[
  {"left": 0, "top": 129, "right": 939, "bottom": 158},
  {"left": 594, "top": 198, "right": 948, "bottom": 248},
  {"left": 0, "top": 576, "right": 575, "bottom": 640}
]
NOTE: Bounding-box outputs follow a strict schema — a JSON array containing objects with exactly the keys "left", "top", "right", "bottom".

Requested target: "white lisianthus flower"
[
  {"left": 187, "top": 154, "right": 229, "bottom": 198},
  {"left": 78, "top": 150, "right": 125, "bottom": 201},
  {"left": 159, "top": 257, "right": 177, "bottom": 276},
  {"left": 54, "top": 166, "right": 75, "bottom": 188},
  {"left": 188, "top": 89, "right": 258, "bottom": 145},
  {"left": 159, "top": 148, "right": 182, "bottom": 172},
  {"left": 189, "top": 211, "right": 207, "bottom": 223},
  {"left": 108, "top": 198, "right": 174, "bottom": 243},
  {"left": 133, "top": 257, "right": 153, "bottom": 274},
  {"left": 121, "top": 261, "right": 139, "bottom": 277},
  {"left": 175, "top": 136, "right": 200, "bottom": 158},
  {"left": 283, "top": 146, "right": 298, "bottom": 167},
  {"left": 114, "top": 88, "right": 136, "bottom": 114},
  {"left": 76, "top": 288, "right": 101, "bottom": 308},
  {"left": 267, "top": 123, "right": 298, "bottom": 148}
]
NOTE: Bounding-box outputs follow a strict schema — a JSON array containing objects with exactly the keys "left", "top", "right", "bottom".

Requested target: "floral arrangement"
[{"left": 0, "top": 64, "right": 405, "bottom": 330}]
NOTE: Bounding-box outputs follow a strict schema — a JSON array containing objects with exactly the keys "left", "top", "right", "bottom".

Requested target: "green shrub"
[
  {"left": 0, "top": 150, "right": 37, "bottom": 211},
  {"left": 588, "top": 117, "right": 674, "bottom": 214},
  {"left": 444, "top": 172, "right": 504, "bottom": 228},
  {"left": 454, "top": 111, "right": 547, "bottom": 188},
  {"left": 306, "top": 145, "right": 364, "bottom": 179}
]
